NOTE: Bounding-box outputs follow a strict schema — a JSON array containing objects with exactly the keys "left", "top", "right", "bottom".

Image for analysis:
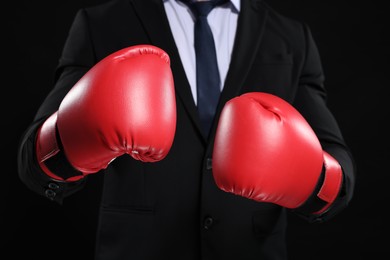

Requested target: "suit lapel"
[{"left": 129, "top": 0, "right": 205, "bottom": 141}]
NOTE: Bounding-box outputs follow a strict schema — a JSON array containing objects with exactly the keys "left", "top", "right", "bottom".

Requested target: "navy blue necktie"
[{"left": 181, "top": 0, "right": 227, "bottom": 138}]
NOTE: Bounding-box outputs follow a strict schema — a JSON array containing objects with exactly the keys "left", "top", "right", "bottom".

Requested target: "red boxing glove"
[
  {"left": 36, "top": 45, "right": 176, "bottom": 181},
  {"left": 212, "top": 92, "right": 342, "bottom": 214}
]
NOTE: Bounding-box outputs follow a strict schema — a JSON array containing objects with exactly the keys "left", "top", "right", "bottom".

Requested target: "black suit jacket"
[{"left": 17, "top": 0, "right": 356, "bottom": 259}]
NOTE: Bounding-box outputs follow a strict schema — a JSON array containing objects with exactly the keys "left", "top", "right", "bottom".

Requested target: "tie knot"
[
  {"left": 181, "top": 0, "right": 227, "bottom": 17},
  {"left": 192, "top": 2, "right": 215, "bottom": 17}
]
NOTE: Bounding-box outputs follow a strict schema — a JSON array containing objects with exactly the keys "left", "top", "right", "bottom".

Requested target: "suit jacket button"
[
  {"left": 48, "top": 182, "right": 60, "bottom": 190},
  {"left": 206, "top": 158, "right": 212, "bottom": 170},
  {"left": 203, "top": 217, "right": 214, "bottom": 230},
  {"left": 45, "top": 189, "right": 56, "bottom": 200}
]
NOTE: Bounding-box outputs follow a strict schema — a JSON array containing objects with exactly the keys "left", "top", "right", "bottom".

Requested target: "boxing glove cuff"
[
  {"left": 36, "top": 112, "right": 84, "bottom": 182},
  {"left": 313, "top": 151, "right": 343, "bottom": 214},
  {"left": 295, "top": 151, "right": 343, "bottom": 216}
]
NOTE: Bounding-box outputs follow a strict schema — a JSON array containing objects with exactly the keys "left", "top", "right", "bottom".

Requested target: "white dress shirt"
[{"left": 163, "top": 0, "right": 240, "bottom": 104}]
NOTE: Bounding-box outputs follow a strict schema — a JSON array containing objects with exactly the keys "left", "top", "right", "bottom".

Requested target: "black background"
[{"left": 3, "top": 0, "right": 389, "bottom": 259}]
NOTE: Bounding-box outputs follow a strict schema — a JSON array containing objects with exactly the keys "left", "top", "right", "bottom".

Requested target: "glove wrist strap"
[{"left": 36, "top": 112, "right": 84, "bottom": 182}]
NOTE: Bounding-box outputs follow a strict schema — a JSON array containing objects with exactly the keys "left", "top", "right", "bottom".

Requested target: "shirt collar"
[
  {"left": 230, "top": 0, "right": 241, "bottom": 12},
  {"left": 164, "top": 0, "right": 241, "bottom": 12}
]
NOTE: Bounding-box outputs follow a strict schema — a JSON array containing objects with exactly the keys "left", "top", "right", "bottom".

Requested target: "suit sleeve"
[
  {"left": 291, "top": 23, "right": 356, "bottom": 222},
  {"left": 17, "top": 9, "right": 96, "bottom": 204}
]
